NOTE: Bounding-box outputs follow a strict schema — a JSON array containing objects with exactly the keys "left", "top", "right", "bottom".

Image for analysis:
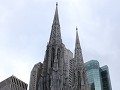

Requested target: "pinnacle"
[
  {"left": 75, "top": 27, "right": 80, "bottom": 49},
  {"left": 48, "top": 3, "right": 62, "bottom": 45},
  {"left": 76, "top": 26, "right": 78, "bottom": 31},
  {"left": 74, "top": 27, "right": 84, "bottom": 67},
  {"left": 53, "top": 2, "right": 59, "bottom": 25},
  {"left": 56, "top": 2, "right": 58, "bottom": 6}
]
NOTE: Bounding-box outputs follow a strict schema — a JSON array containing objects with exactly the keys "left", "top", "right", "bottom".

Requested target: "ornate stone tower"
[
  {"left": 71, "top": 28, "right": 90, "bottom": 90},
  {"left": 38, "top": 3, "right": 67, "bottom": 90},
  {"left": 29, "top": 3, "right": 90, "bottom": 90}
]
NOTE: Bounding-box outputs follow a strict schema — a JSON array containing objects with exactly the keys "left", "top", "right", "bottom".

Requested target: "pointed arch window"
[
  {"left": 57, "top": 48, "right": 60, "bottom": 67},
  {"left": 78, "top": 71, "right": 81, "bottom": 88},
  {"left": 51, "top": 48, "right": 55, "bottom": 67},
  {"left": 49, "top": 75, "right": 51, "bottom": 88}
]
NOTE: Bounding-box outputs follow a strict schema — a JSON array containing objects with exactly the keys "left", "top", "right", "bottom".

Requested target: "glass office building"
[
  {"left": 101, "top": 65, "right": 112, "bottom": 90},
  {"left": 85, "top": 60, "right": 102, "bottom": 90},
  {"left": 85, "top": 60, "right": 112, "bottom": 90}
]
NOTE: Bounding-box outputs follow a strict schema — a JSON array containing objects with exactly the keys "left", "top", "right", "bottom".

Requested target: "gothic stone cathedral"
[{"left": 29, "top": 3, "right": 90, "bottom": 90}]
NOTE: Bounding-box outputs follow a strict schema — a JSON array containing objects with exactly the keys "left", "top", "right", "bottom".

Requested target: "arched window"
[
  {"left": 78, "top": 71, "right": 81, "bottom": 88},
  {"left": 51, "top": 48, "right": 55, "bottom": 67},
  {"left": 57, "top": 48, "right": 60, "bottom": 67},
  {"left": 49, "top": 75, "right": 51, "bottom": 88}
]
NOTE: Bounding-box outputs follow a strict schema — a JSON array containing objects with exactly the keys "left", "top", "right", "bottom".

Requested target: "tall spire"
[
  {"left": 53, "top": 2, "right": 59, "bottom": 25},
  {"left": 74, "top": 27, "right": 83, "bottom": 64},
  {"left": 75, "top": 27, "right": 81, "bottom": 50},
  {"left": 49, "top": 3, "right": 62, "bottom": 45},
  {"left": 73, "top": 27, "right": 90, "bottom": 90}
]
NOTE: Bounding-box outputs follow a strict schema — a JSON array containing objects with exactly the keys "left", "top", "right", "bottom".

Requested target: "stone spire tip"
[
  {"left": 56, "top": 2, "right": 58, "bottom": 7},
  {"left": 49, "top": 2, "right": 62, "bottom": 45},
  {"left": 76, "top": 26, "right": 78, "bottom": 31}
]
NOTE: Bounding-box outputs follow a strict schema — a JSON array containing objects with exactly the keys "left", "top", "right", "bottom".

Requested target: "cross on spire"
[
  {"left": 75, "top": 27, "right": 81, "bottom": 50},
  {"left": 56, "top": 2, "right": 58, "bottom": 6},
  {"left": 76, "top": 26, "right": 78, "bottom": 31}
]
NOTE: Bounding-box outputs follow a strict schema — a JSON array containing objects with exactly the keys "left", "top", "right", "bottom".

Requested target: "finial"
[
  {"left": 56, "top": 2, "right": 58, "bottom": 7},
  {"left": 76, "top": 26, "right": 78, "bottom": 31}
]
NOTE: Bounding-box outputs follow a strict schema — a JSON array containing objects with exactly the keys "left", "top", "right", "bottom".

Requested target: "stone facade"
[
  {"left": 0, "top": 75, "right": 28, "bottom": 90},
  {"left": 29, "top": 62, "right": 43, "bottom": 90},
  {"left": 29, "top": 3, "right": 90, "bottom": 90}
]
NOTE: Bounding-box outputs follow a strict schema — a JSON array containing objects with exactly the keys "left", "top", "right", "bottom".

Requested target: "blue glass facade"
[
  {"left": 85, "top": 60, "right": 112, "bottom": 90},
  {"left": 101, "top": 65, "right": 112, "bottom": 90},
  {"left": 85, "top": 60, "right": 102, "bottom": 90}
]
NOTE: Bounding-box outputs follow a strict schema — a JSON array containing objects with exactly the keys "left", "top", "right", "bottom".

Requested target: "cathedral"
[{"left": 29, "top": 3, "right": 90, "bottom": 90}]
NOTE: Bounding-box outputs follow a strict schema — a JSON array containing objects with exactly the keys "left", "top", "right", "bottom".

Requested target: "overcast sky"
[{"left": 0, "top": 0, "right": 120, "bottom": 90}]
